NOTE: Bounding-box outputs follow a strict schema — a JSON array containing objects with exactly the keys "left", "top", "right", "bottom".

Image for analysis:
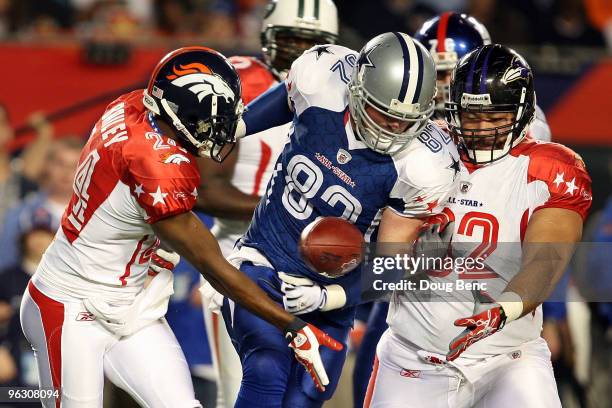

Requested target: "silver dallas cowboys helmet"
[{"left": 348, "top": 32, "right": 436, "bottom": 155}]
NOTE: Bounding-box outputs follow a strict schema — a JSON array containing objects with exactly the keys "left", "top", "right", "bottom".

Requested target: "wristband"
[
  {"left": 497, "top": 291, "right": 523, "bottom": 322},
  {"left": 284, "top": 317, "right": 307, "bottom": 341},
  {"left": 320, "top": 284, "right": 347, "bottom": 312}
]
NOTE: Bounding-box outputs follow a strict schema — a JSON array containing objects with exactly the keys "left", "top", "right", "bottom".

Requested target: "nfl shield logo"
[
  {"left": 337, "top": 149, "right": 352, "bottom": 164},
  {"left": 460, "top": 181, "right": 472, "bottom": 193}
]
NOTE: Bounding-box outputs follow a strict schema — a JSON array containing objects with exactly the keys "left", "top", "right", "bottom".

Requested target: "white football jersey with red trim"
[
  {"left": 212, "top": 57, "right": 290, "bottom": 250},
  {"left": 37, "top": 90, "right": 200, "bottom": 303},
  {"left": 388, "top": 137, "right": 592, "bottom": 358}
]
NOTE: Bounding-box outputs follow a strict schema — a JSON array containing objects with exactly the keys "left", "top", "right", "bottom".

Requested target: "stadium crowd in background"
[{"left": 0, "top": 0, "right": 609, "bottom": 49}]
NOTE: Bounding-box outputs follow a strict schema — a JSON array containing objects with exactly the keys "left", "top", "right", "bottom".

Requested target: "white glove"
[
  {"left": 199, "top": 280, "right": 224, "bottom": 314},
  {"left": 278, "top": 272, "right": 346, "bottom": 315}
]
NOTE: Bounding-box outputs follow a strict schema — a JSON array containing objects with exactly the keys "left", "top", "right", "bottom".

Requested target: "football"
[{"left": 298, "top": 217, "right": 365, "bottom": 278}]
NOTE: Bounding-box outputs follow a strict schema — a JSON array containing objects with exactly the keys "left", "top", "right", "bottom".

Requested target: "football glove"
[
  {"left": 278, "top": 272, "right": 346, "bottom": 315},
  {"left": 413, "top": 221, "right": 454, "bottom": 260},
  {"left": 447, "top": 288, "right": 506, "bottom": 361},
  {"left": 149, "top": 248, "right": 180, "bottom": 276},
  {"left": 284, "top": 317, "right": 343, "bottom": 392}
]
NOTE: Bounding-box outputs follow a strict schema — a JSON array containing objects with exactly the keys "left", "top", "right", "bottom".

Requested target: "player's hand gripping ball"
[{"left": 298, "top": 217, "right": 364, "bottom": 278}]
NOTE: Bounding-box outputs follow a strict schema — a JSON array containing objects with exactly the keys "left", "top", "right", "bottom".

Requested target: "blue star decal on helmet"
[
  {"left": 309, "top": 45, "right": 334, "bottom": 60},
  {"left": 358, "top": 43, "right": 379, "bottom": 69}
]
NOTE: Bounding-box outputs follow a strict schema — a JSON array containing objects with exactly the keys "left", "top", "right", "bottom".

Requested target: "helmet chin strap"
[{"left": 159, "top": 98, "right": 211, "bottom": 158}]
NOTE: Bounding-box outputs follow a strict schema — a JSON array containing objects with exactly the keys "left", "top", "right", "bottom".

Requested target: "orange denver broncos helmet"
[{"left": 143, "top": 46, "right": 244, "bottom": 162}]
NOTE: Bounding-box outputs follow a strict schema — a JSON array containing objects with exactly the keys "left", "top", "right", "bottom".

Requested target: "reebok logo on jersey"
[
  {"left": 400, "top": 369, "right": 421, "bottom": 378},
  {"left": 76, "top": 312, "right": 95, "bottom": 321},
  {"left": 161, "top": 153, "right": 191, "bottom": 165},
  {"left": 460, "top": 181, "right": 472, "bottom": 193}
]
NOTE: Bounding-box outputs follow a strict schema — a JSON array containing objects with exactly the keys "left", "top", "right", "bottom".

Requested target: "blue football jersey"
[{"left": 239, "top": 45, "right": 460, "bottom": 308}]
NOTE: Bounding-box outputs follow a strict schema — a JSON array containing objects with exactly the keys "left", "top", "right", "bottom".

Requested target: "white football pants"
[
  {"left": 366, "top": 330, "right": 561, "bottom": 408},
  {"left": 20, "top": 280, "right": 201, "bottom": 408}
]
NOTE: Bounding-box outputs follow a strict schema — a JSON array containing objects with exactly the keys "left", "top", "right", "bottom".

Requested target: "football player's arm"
[
  {"left": 153, "top": 211, "right": 292, "bottom": 327},
  {"left": 377, "top": 208, "right": 425, "bottom": 244},
  {"left": 153, "top": 210, "right": 343, "bottom": 391},
  {"left": 446, "top": 208, "right": 583, "bottom": 361},
  {"left": 194, "top": 147, "right": 260, "bottom": 219},
  {"left": 236, "top": 82, "right": 293, "bottom": 138},
  {"left": 347, "top": 210, "right": 424, "bottom": 306},
  {"left": 502, "top": 208, "right": 582, "bottom": 318}
]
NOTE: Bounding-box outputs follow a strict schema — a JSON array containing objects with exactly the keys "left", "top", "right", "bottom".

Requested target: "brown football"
[{"left": 298, "top": 217, "right": 365, "bottom": 278}]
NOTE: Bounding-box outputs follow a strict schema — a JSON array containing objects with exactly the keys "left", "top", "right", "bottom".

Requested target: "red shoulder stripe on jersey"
[
  {"left": 28, "top": 281, "right": 64, "bottom": 407},
  {"left": 437, "top": 12, "right": 452, "bottom": 52},
  {"left": 364, "top": 356, "right": 380, "bottom": 408},
  {"left": 120, "top": 234, "right": 148, "bottom": 286},
  {"left": 252, "top": 140, "right": 272, "bottom": 196},
  {"left": 520, "top": 208, "right": 529, "bottom": 243}
]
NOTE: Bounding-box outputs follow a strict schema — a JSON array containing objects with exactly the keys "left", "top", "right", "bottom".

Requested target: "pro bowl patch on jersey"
[
  {"left": 314, "top": 152, "right": 356, "bottom": 188},
  {"left": 459, "top": 181, "right": 472, "bottom": 193}
]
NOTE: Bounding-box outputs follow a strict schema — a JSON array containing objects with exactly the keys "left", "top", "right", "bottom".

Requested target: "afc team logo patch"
[
  {"left": 76, "top": 312, "right": 95, "bottom": 321},
  {"left": 336, "top": 149, "right": 352, "bottom": 164},
  {"left": 160, "top": 152, "right": 191, "bottom": 165}
]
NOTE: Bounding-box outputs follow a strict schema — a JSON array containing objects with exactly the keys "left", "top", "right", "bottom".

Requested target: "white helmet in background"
[{"left": 261, "top": 0, "right": 338, "bottom": 78}]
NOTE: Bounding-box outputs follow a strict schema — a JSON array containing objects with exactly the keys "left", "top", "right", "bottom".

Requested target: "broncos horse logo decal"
[{"left": 166, "top": 63, "right": 236, "bottom": 103}]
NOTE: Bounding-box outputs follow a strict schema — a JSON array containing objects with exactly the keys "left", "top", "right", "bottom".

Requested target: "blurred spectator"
[
  {"left": 584, "top": 0, "right": 612, "bottom": 50},
  {"left": 0, "top": 136, "right": 82, "bottom": 271},
  {"left": 0, "top": 205, "right": 55, "bottom": 392},
  {"left": 543, "top": 298, "right": 588, "bottom": 407},
  {"left": 155, "top": 0, "right": 213, "bottom": 35},
  {"left": 0, "top": 106, "right": 54, "bottom": 223},
  {"left": 71, "top": 0, "right": 154, "bottom": 26},
  {"left": 336, "top": 1, "right": 438, "bottom": 46}
]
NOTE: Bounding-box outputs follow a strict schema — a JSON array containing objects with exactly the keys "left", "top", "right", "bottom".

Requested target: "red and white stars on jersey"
[
  {"left": 552, "top": 172, "right": 578, "bottom": 195},
  {"left": 36, "top": 90, "right": 200, "bottom": 302},
  {"left": 388, "top": 136, "right": 592, "bottom": 358}
]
